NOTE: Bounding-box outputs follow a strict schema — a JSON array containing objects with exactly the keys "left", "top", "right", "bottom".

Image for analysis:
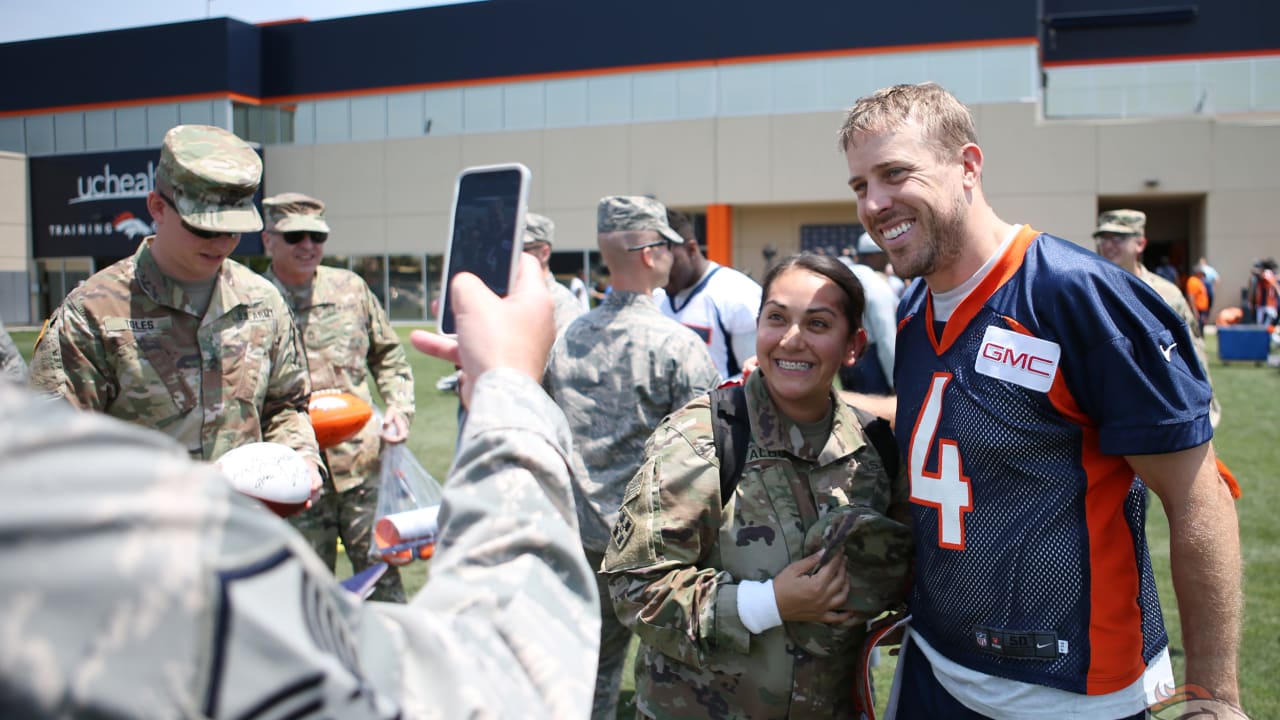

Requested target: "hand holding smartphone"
[{"left": 439, "top": 163, "right": 531, "bottom": 335}]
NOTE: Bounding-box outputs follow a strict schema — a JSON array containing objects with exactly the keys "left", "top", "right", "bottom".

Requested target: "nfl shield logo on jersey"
[{"left": 975, "top": 629, "right": 988, "bottom": 648}]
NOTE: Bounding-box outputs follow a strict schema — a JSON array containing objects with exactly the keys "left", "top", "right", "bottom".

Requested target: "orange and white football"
[{"left": 308, "top": 391, "right": 373, "bottom": 449}]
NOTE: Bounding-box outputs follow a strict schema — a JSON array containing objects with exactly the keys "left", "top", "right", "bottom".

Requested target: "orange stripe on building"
[{"left": 704, "top": 204, "right": 733, "bottom": 266}]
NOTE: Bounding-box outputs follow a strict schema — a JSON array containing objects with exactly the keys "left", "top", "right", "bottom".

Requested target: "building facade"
[{"left": 2, "top": 0, "right": 1278, "bottom": 324}]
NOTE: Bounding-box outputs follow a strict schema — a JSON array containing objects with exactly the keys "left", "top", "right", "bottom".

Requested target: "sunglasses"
[
  {"left": 627, "top": 239, "right": 673, "bottom": 252},
  {"left": 158, "top": 193, "right": 235, "bottom": 240},
  {"left": 278, "top": 231, "right": 328, "bottom": 245}
]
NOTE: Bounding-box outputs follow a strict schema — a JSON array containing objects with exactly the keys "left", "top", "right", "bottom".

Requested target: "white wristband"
[{"left": 737, "top": 579, "right": 783, "bottom": 634}]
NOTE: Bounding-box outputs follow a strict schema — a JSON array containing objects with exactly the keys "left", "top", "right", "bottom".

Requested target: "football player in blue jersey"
[{"left": 837, "top": 82, "right": 1245, "bottom": 719}]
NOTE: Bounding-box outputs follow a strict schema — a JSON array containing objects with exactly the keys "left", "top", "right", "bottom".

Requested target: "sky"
[{"left": 0, "top": 0, "right": 475, "bottom": 44}]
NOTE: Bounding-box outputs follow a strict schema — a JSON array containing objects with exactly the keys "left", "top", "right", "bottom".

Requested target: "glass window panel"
[
  {"left": 588, "top": 75, "right": 631, "bottom": 124},
  {"left": 545, "top": 78, "right": 588, "bottom": 128},
  {"left": 1146, "top": 62, "right": 1200, "bottom": 115},
  {"left": 387, "top": 92, "right": 425, "bottom": 138},
  {"left": 115, "top": 107, "right": 147, "bottom": 148},
  {"left": 718, "top": 64, "right": 772, "bottom": 116},
  {"left": 24, "top": 115, "right": 55, "bottom": 155},
  {"left": 351, "top": 95, "right": 388, "bottom": 141},
  {"left": 321, "top": 255, "right": 351, "bottom": 270},
  {"left": 0, "top": 118, "right": 25, "bottom": 153},
  {"left": 387, "top": 254, "right": 425, "bottom": 320},
  {"left": 1201, "top": 61, "right": 1253, "bottom": 113},
  {"left": 463, "top": 86, "right": 503, "bottom": 133},
  {"left": 772, "top": 61, "right": 822, "bottom": 113},
  {"left": 504, "top": 82, "right": 545, "bottom": 131},
  {"left": 278, "top": 106, "right": 295, "bottom": 144},
  {"left": 426, "top": 254, "right": 444, "bottom": 324},
  {"left": 147, "top": 105, "right": 180, "bottom": 145},
  {"left": 925, "top": 51, "right": 982, "bottom": 105},
  {"left": 423, "top": 89, "right": 463, "bottom": 135},
  {"left": 315, "top": 98, "right": 351, "bottom": 143},
  {"left": 84, "top": 110, "right": 116, "bottom": 150},
  {"left": 980, "top": 45, "right": 1037, "bottom": 102},
  {"left": 676, "top": 68, "right": 717, "bottom": 118},
  {"left": 1256, "top": 59, "right": 1280, "bottom": 110},
  {"left": 54, "top": 113, "right": 85, "bottom": 153},
  {"left": 822, "top": 56, "right": 875, "bottom": 109},
  {"left": 179, "top": 101, "right": 214, "bottom": 126},
  {"left": 353, "top": 255, "right": 386, "bottom": 307},
  {"left": 292, "top": 102, "right": 316, "bottom": 144},
  {"left": 872, "top": 54, "right": 930, "bottom": 90},
  {"left": 633, "top": 71, "right": 678, "bottom": 122}
]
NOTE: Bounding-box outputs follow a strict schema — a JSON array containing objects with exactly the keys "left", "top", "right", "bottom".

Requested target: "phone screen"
[{"left": 439, "top": 165, "right": 528, "bottom": 334}]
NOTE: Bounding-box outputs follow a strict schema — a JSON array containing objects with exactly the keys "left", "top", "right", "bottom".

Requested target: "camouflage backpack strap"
[
  {"left": 710, "top": 382, "right": 750, "bottom": 506},
  {"left": 848, "top": 406, "right": 898, "bottom": 480}
]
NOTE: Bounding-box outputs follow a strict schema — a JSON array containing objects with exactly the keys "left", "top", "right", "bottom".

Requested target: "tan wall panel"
[
  {"left": 460, "top": 131, "right": 546, "bottom": 210},
  {"left": 986, "top": 192, "right": 1099, "bottom": 249},
  {"left": 542, "top": 125, "right": 629, "bottom": 210},
  {"left": 0, "top": 223, "right": 29, "bottom": 269},
  {"left": 1096, "top": 119, "right": 1213, "bottom": 195},
  {"left": 1206, "top": 190, "right": 1280, "bottom": 300},
  {"left": 312, "top": 142, "right": 387, "bottom": 222},
  {"left": 384, "top": 135, "right": 463, "bottom": 217},
  {"left": 628, "top": 120, "right": 716, "bottom": 207},
  {"left": 770, "top": 112, "right": 852, "bottom": 203},
  {"left": 328, "top": 215, "right": 389, "bottom": 254},
  {"left": 0, "top": 153, "right": 29, "bottom": 234},
  {"left": 716, "top": 116, "right": 773, "bottom": 204},
  {"left": 1211, "top": 122, "right": 1280, "bottom": 192},
  {"left": 386, "top": 212, "right": 449, "bottom": 255},
  {"left": 263, "top": 143, "right": 317, "bottom": 198},
  {"left": 977, "top": 104, "right": 1098, "bottom": 197},
  {"left": 539, "top": 206, "right": 597, "bottom": 253},
  {"left": 733, "top": 202, "right": 858, "bottom": 280}
]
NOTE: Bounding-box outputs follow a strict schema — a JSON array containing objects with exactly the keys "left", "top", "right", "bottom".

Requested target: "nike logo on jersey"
[
  {"left": 1160, "top": 341, "right": 1178, "bottom": 362},
  {"left": 974, "top": 326, "right": 1062, "bottom": 393}
]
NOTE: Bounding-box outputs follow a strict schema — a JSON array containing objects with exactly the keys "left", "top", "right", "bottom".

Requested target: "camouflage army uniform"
[
  {"left": 29, "top": 239, "right": 320, "bottom": 464},
  {"left": 548, "top": 273, "right": 585, "bottom": 332},
  {"left": 0, "top": 369, "right": 599, "bottom": 719},
  {"left": 602, "top": 371, "right": 911, "bottom": 720},
  {"left": 267, "top": 264, "right": 415, "bottom": 602},
  {"left": 544, "top": 290, "right": 719, "bottom": 720},
  {"left": 1138, "top": 265, "right": 1222, "bottom": 427},
  {"left": 0, "top": 319, "right": 26, "bottom": 382}
]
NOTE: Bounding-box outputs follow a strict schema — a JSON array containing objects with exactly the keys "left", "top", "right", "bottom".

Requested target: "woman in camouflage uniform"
[{"left": 603, "top": 253, "right": 912, "bottom": 719}]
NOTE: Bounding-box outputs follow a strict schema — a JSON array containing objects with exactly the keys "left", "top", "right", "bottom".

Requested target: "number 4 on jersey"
[{"left": 909, "top": 373, "right": 973, "bottom": 549}]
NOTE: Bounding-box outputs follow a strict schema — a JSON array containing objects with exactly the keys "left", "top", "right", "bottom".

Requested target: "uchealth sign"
[{"left": 30, "top": 147, "right": 263, "bottom": 258}]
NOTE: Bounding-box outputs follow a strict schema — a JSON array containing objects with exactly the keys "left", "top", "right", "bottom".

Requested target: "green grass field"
[{"left": 8, "top": 325, "right": 1277, "bottom": 716}]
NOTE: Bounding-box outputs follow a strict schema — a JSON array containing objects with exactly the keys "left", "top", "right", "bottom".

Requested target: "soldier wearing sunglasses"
[
  {"left": 262, "top": 192, "right": 416, "bottom": 603},
  {"left": 29, "top": 125, "right": 324, "bottom": 502}
]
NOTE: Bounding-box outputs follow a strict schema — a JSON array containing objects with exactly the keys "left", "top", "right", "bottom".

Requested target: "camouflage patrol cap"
[
  {"left": 1094, "top": 209, "right": 1146, "bottom": 237},
  {"left": 155, "top": 125, "right": 263, "bottom": 233},
  {"left": 597, "top": 196, "right": 684, "bottom": 245},
  {"left": 786, "top": 504, "right": 912, "bottom": 657},
  {"left": 524, "top": 212, "right": 555, "bottom": 246},
  {"left": 262, "top": 192, "right": 332, "bottom": 234}
]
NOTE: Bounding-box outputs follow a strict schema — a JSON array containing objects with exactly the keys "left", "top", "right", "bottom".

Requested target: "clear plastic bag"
[{"left": 370, "top": 443, "right": 444, "bottom": 566}]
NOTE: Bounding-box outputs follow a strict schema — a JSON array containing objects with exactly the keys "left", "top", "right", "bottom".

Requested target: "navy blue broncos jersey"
[{"left": 894, "top": 226, "right": 1212, "bottom": 695}]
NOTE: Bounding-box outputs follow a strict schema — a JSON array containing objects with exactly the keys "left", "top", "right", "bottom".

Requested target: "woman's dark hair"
[{"left": 759, "top": 253, "right": 865, "bottom": 333}]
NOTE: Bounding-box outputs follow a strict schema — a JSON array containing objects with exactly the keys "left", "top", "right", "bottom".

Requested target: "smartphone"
[{"left": 439, "top": 163, "right": 531, "bottom": 335}]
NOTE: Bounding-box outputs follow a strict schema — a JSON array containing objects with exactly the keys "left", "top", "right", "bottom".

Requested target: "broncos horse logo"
[{"left": 113, "top": 211, "right": 154, "bottom": 238}]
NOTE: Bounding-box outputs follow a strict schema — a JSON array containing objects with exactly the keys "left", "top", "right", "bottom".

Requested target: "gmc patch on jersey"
[
  {"left": 972, "top": 625, "right": 1064, "bottom": 660},
  {"left": 974, "top": 326, "right": 1061, "bottom": 393}
]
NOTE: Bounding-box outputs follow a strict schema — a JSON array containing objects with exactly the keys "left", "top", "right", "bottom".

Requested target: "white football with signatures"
[{"left": 216, "top": 442, "right": 312, "bottom": 513}]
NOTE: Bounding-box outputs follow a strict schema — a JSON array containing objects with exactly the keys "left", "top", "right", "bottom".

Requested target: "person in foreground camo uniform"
[{"left": 0, "top": 253, "right": 599, "bottom": 719}]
